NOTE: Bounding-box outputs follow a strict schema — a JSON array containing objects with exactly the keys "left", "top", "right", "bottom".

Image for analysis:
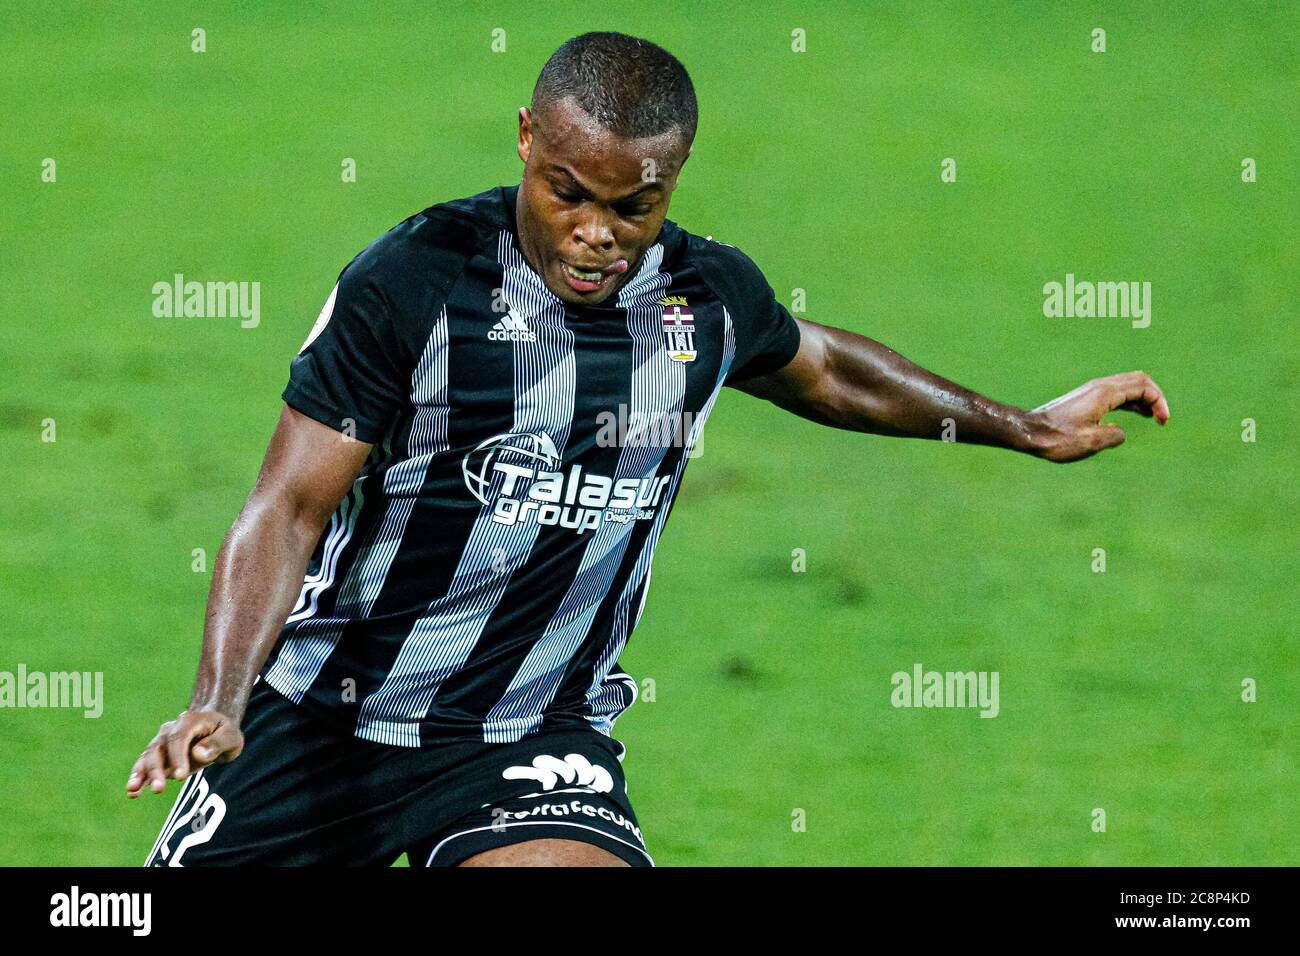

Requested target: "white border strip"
[{"left": 425, "top": 820, "right": 654, "bottom": 867}]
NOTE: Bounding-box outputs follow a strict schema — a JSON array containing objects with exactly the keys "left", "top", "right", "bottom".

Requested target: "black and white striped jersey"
[{"left": 261, "top": 184, "right": 801, "bottom": 747}]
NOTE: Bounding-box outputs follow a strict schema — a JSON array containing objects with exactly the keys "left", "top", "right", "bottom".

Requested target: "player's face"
[{"left": 515, "top": 98, "right": 689, "bottom": 306}]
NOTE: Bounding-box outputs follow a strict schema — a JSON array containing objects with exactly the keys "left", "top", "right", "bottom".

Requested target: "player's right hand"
[{"left": 126, "top": 710, "right": 244, "bottom": 798}]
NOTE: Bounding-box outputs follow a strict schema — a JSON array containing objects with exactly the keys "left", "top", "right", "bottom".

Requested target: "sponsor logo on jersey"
[
  {"left": 488, "top": 312, "right": 537, "bottom": 342},
  {"left": 661, "top": 296, "right": 696, "bottom": 363},
  {"left": 461, "top": 431, "right": 670, "bottom": 534}
]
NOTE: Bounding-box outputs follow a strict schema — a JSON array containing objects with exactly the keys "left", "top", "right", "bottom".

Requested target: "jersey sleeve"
[
  {"left": 282, "top": 255, "right": 408, "bottom": 444},
  {"left": 718, "top": 246, "right": 803, "bottom": 386}
]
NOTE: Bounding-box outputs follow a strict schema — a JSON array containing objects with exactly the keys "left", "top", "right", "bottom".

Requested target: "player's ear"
[{"left": 517, "top": 107, "right": 533, "bottom": 164}]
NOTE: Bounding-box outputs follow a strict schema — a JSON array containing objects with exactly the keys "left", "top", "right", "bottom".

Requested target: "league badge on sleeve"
[{"left": 661, "top": 296, "right": 697, "bottom": 364}]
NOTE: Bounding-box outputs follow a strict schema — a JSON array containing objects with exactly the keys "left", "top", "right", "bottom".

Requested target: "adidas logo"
[{"left": 488, "top": 312, "right": 537, "bottom": 342}]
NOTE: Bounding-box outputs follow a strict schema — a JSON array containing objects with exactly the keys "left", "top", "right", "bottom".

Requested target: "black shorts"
[{"left": 144, "top": 680, "right": 652, "bottom": 867}]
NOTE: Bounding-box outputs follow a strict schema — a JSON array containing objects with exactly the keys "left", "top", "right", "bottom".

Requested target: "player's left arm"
[{"left": 734, "top": 317, "right": 1170, "bottom": 463}]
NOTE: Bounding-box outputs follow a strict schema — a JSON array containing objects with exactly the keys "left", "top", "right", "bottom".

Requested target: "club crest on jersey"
[{"left": 661, "top": 296, "right": 697, "bottom": 364}]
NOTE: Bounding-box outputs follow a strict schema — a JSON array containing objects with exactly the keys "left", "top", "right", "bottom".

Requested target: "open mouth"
[{"left": 560, "top": 259, "right": 628, "bottom": 294}]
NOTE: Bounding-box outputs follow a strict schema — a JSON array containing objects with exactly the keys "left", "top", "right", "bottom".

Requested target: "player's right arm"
[{"left": 126, "top": 406, "right": 371, "bottom": 797}]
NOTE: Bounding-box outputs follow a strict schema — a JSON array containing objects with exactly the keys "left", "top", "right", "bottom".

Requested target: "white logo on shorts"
[{"left": 502, "top": 753, "right": 614, "bottom": 794}]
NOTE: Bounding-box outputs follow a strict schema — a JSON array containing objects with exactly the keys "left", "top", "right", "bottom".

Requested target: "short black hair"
[{"left": 532, "top": 32, "right": 697, "bottom": 146}]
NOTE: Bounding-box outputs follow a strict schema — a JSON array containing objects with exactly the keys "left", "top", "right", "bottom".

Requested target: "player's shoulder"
[
  {"left": 409, "top": 184, "right": 513, "bottom": 256},
  {"left": 343, "top": 185, "right": 512, "bottom": 294},
  {"left": 670, "top": 223, "right": 776, "bottom": 305}
]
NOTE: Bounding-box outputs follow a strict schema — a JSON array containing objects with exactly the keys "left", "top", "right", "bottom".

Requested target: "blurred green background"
[{"left": 1, "top": 1, "right": 1296, "bottom": 866}]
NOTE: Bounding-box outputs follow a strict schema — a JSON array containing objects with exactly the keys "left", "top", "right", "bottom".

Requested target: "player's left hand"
[
  {"left": 1027, "top": 370, "right": 1170, "bottom": 463},
  {"left": 126, "top": 709, "right": 245, "bottom": 798}
]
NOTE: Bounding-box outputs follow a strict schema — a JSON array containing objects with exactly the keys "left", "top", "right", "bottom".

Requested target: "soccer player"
[{"left": 130, "top": 32, "right": 1169, "bottom": 867}]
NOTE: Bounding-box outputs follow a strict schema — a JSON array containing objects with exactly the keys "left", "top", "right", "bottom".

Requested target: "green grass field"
[{"left": 2, "top": 1, "right": 1296, "bottom": 866}]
